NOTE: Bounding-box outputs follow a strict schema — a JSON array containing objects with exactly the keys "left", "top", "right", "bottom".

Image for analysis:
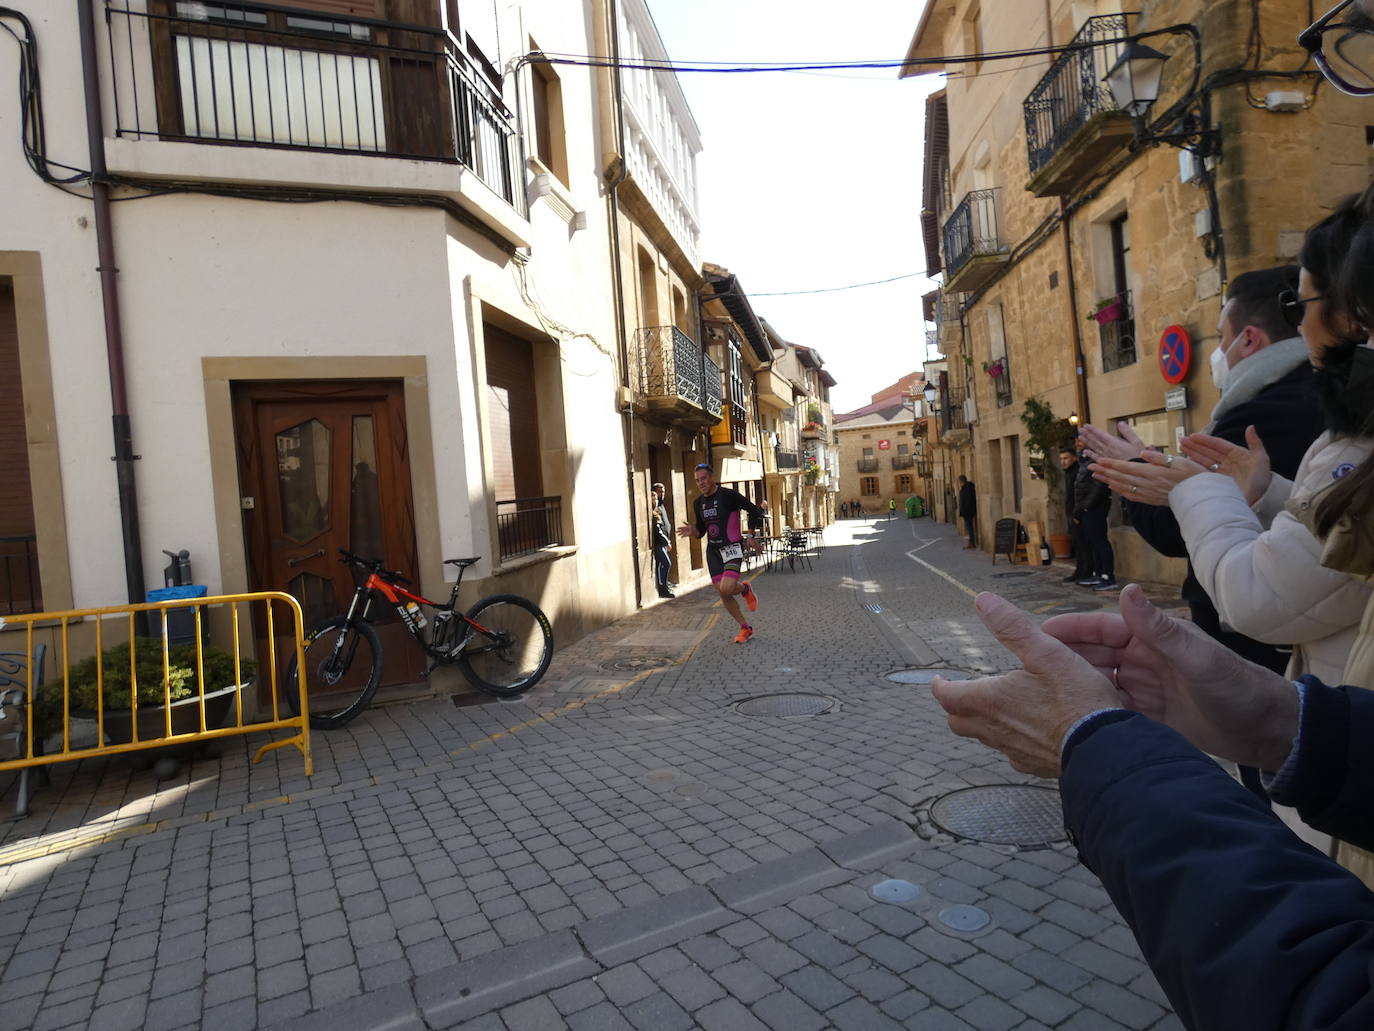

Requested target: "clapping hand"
[
  {"left": 1090, "top": 449, "right": 1207, "bottom": 506},
  {"left": 1078, "top": 420, "right": 1147, "bottom": 463},
  {"left": 1041, "top": 585, "right": 1299, "bottom": 770},
  {"left": 1180, "top": 427, "right": 1272, "bottom": 504}
]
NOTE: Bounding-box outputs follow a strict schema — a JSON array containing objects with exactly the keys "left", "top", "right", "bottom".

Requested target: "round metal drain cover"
[
  {"left": 939, "top": 905, "right": 992, "bottom": 932},
  {"left": 734, "top": 693, "right": 836, "bottom": 718},
  {"left": 871, "top": 879, "right": 922, "bottom": 904},
  {"left": 886, "top": 668, "right": 969, "bottom": 685},
  {"left": 928, "top": 784, "right": 1066, "bottom": 847},
  {"left": 600, "top": 656, "right": 675, "bottom": 672}
]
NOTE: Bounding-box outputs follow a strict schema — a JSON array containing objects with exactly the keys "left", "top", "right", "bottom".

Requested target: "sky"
[{"left": 641, "top": 0, "right": 945, "bottom": 414}]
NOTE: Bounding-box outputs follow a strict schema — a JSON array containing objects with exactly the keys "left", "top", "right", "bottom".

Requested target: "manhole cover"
[
  {"left": 928, "top": 784, "right": 1066, "bottom": 847},
  {"left": 886, "top": 668, "right": 969, "bottom": 685},
  {"left": 734, "top": 693, "right": 836, "bottom": 718},
  {"left": 871, "top": 879, "right": 922, "bottom": 904},
  {"left": 600, "top": 656, "right": 675, "bottom": 672},
  {"left": 990, "top": 571, "right": 1036, "bottom": 579},
  {"left": 939, "top": 905, "right": 991, "bottom": 932}
]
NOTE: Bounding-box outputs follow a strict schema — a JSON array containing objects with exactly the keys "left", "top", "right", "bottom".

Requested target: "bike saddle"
[{"left": 444, "top": 557, "right": 481, "bottom": 568}]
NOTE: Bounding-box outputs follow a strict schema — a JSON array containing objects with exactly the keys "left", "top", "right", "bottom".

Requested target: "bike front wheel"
[
  {"left": 457, "top": 594, "right": 553, "bottom": 697},
  {"left": 285, "top": 616, "right": 383, "bottom": 729}
]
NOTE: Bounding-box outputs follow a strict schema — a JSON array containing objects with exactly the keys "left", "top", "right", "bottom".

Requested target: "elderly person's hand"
[
  {"left": 930, "top": 594, "right": 1125, "bottom": 777},
  {"left": 1041, "top": 584, "right": 1299, "bottom": 770},
  {"left": 1078, "top": 420, "right": 1147, "bottom": 464},
  {"left": 1089, "top": 449, "right": 1207, "bottom": 506},
  {"left": 1179, "top": 426, "right": 1272, "bottom": 504}
]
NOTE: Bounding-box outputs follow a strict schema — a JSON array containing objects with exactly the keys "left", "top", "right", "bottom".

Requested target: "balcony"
[
  {"left": 941, "top": 389, "right": 970, "bottom": 441},
  {"left": 776, "top": 450, "right": 801, "bottom": 471},
  {"left": 986, "top": 354, "right": 1013, "bottom": 408},
  {"left": 496, "top": 497, "right": 563, "bottom": 563},
  {"left": 1024, "top": 15, "right": 1136, "bottom": 198},
  {"left": 711, "top": 398, "right": 749, "bottom": 450},
  {"left": 943, "top": 190, "right": 1008, "bottom": 293},
  {"left": 635, "top": 326, "right": 721, "bottom": 426},
  {"left": 857, "top": 457, "right": 879, "bottom": 474},
  {"left": 106, "top": 0, "right": 524, "bottom": 212},
  {"left": 891, "top": 454, "right": 915, "bottom": 470},
  {"left": 1097, "top": 291, "right": 1139, "bottom": 372},
  {"left": 755, "top": 368, "right": 793, "bottom": 410}
]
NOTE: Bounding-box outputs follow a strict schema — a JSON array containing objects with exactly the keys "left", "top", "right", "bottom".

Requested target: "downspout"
[
  {"left": 79, "top": 0, "right": 148, "bottom": 615},
  {"left": 1059, "top": 198, "right": 1091, "bottom": 428},
  {"left": 600, "top": 0, "right": 644, "bottom": 608}
]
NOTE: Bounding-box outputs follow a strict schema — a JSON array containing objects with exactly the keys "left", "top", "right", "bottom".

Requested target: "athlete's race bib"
[{"left": 718, "top": 543, "right": 744, "bottom": 562}]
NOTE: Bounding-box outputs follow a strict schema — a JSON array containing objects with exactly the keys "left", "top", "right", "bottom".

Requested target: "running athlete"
[{"left": 677, "top": 463, "right": 766, "bottom": 643}]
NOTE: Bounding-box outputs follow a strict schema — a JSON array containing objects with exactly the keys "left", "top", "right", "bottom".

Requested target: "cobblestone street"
[{"left": 0, "top": 517, "right": 1188, "bottom": 1031}]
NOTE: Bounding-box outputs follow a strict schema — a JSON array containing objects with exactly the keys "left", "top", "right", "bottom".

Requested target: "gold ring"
[{"left": 1112, "top": 666, "right": 1121, "bottom": 690}]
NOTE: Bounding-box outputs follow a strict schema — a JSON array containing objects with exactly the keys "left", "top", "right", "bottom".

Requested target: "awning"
[{"left": 719, "top": 458, "right": 764, "bottom": 483}]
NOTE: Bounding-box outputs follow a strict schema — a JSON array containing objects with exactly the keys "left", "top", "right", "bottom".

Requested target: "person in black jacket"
[
  {"left": 1058, "top": 447, "right": 1089, "bottom": 583},
  {"left": 957, "top": 476, "right": 977, "bottom": 548},
  {"left": 1080, "top": 266, "right": 1325, "bottom": 670},
  {"left": 1072, "top": 445, "right": 1115, "bottom": 589}
]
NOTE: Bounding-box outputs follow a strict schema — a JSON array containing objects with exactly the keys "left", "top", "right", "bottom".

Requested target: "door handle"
[{"left": 287, "top": 549, "right": 325, "bottom": 567}]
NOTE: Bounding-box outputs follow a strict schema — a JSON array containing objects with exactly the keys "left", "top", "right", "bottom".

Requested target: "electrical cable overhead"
[
  {"left": 0, "top": 7, "right": 92, "bottom": 194},
  {"left": 751, "top": 271, "right": 926, "bottom": 297}
]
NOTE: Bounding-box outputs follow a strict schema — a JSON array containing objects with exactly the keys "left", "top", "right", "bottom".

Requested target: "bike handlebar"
[{"left": 337, "top": 548, "right": 410, "bottom": 584}]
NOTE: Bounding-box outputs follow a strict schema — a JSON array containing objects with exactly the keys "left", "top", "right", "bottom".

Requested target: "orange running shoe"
[
  {"left": 734, "top": 625, "right": 754, "bottom": 644},
  {"left": 742, "top": 582, "right": 758, "bottom": 612}
]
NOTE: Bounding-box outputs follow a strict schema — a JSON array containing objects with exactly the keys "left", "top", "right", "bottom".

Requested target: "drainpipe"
[
  {"left": 600, "top": 0, "right": 644, "bottom": 608},
  {"left": 79, "top": 0, "right": 148, "bottom": 616},
  {"left": 1059, "top": 197, "right": 1092, "bottom": 428}
]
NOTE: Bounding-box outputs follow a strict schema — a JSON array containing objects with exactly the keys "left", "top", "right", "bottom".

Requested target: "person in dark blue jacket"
[
  {"left": 931, "top": 586, "right": 1374, "bottom": 1030},
  {"left": 1081, "top": 267, "right": 1323, "bottom": 672}
]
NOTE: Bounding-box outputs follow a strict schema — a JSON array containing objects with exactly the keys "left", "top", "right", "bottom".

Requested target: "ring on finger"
[
  {"left": 1210, "top": 463, "right": 1220, "bottom": 472},
  {"left": 1130, "top": 485, "right": 1138, "bottom": 493},
  {"left": 1165, "top": 453, "right": 1174, "bottom": 467},
  {"left": 1111, "top": 666, "right": 1121, "bottom": 690}
]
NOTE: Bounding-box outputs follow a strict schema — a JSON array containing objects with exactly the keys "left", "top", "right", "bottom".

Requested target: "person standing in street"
[
  {"left": 958, "top": 476, "right": 977, "bottom": 548},
  {"left": 678, "top": 463, "right": 766, "bottom": 643},
  {"left": 888, "top": 498, "right": 896, "bottom": 520},
  {"left": 650, "top": 481, "right": 673, "bottom": 599},
  {"left": 840, "top": 500, "right": 848, "bottom": 520},
  {"left": 1074, "top": 442, "right": 1117, "bottom": 590},
  {"left": 1059, "top": 447, "right": 1091, "bottom": 583}
]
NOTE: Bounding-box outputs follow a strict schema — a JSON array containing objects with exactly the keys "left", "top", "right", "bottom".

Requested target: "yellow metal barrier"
[{"left": 0, "top": 591, "right": 312, "bottom": 778}]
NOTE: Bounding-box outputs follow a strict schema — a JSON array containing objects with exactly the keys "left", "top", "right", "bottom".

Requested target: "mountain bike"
[{"left": 285, "top": 549, "right": 554, "bottom": 728}]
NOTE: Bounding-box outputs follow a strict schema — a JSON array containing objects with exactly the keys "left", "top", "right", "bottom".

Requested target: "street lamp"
[
  {"left": 1103, "top": 33, "right": 1220, "bottom": 157},
  {"left": 922, "top": 381, "right": 940, "bottom": 413}
]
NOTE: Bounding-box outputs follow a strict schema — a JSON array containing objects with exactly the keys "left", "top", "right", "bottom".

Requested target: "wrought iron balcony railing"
[
  {"left": 941, "top": 389, "right": 968, "bottom": 433},
  {"left": 105, "top": 0, "right": 524, "bottom": 211},
  {"left": 777, "top": 449, "right": 801, "bottom": 471},
  {"left": 857, "top": 457, "right": 879, "bottom": 473},
  {"left": 702, "top": 352, "right": 724, "bottom": 420},
  {"left": 943, "top": 189, "right": 1005, "bottom": 284},
  {"left": 495, "top": 497, "right": 563, "bottom": 563},
  {"left": 636, "top": 325, "right": 709, "bottom": 409},
  {"left": 1024, "top": 15, "right": 1133, "bottom": 179},
  {"left": 891, "top": 454, "right": 915, "bottom": 470},
  {"left": 1098, "top": 291, "right": 1138, "bottom": 372},
  {"left": 987, "top": 354, "right": 1013, "bottom": 408}
]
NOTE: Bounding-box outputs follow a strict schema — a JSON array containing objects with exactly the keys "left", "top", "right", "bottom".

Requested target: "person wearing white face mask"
[{"left": 1080, "top": 267, "right": 1323, "bottom": 676}]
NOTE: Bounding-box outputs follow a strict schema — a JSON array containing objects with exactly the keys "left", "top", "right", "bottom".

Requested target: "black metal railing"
[
  {"left": 104, "top": 0, "right": 524, "bottom": 211},
  {"left": 1024, "top": 14, "right": 1133, "bottom": 177},
  {"left": 987, "top": 354, "right": 1013, "bottom": 408},
  {"left": 495, "top": 497, "right": 563, "bottom": 563},
  {"left": 942, "top": 389, "right": 968, "bottom": 432},
  {"left": 1, "top": 535, "right": 40, "bottom": 616},
  {"left": 636, "top": 325, "right": 713, "bottom": 412},
  {"left": 1098, "top": 290, "right": 1138, "bottom": 372},
  {"left": 943, "top": 189, "right": 1003, "bottom": 281},
  {"left": 777, "top": 450, "right": 801, "bottom": 471},
  {"left": 702, "top": 353, "right": 723, "bottom": 420},
  {"left": 857, "top": 457, "right": 879, "bottom": 473},
  {"left": 891, "top": 454, "right": 915, "bottom": 470}
]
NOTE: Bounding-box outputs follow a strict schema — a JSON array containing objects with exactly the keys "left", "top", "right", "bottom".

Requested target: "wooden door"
[{"left": 232, "top": 381, "right": 424, "bottom": 702}]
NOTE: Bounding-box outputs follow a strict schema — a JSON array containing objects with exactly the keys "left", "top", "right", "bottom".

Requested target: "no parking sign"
[{"left": 1159, "top": 325, "right": 1192, "bottom": 385}]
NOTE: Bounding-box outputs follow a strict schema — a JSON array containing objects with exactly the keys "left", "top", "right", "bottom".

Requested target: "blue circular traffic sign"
[{"left": 1160, "top": 325, "right": 1192, "bottom": 385}]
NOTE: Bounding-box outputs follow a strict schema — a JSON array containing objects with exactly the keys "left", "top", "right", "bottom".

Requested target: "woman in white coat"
[{"left": 1089, "top": 197, "right": 1374, "bottom": 686}]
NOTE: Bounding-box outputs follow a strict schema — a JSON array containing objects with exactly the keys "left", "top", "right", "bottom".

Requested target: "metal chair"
[
  {"left": 783, "top": 531, "right": 813, "bottom": 571},
  {"left": 0, "top": 643, "right": 48, "bottom": 818}
]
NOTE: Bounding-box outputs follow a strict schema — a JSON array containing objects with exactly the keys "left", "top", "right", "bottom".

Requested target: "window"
[
  {"left": 529, "top": 49, "right": 568, "bottom": 185},
  {"left": 1100, "top": 213, "right": 1138, "bottom": 371},
  {"left": 896, "top": 475, "right": 913, "bottom": 494},
  {"left": 897, "top": 444, "right": 909, "bottom": 455},
  {"left": 862, "top": 434, "right": 871, "bottom": 439},
  {"left": 861, "top": 477, "right": 879, "bottom": 496},
  {"left": 1009, "top": 434, "right": 1024, "bottom": 513},
  {"left": 0, "top": 281, "right": 40, "bottom": 614}
]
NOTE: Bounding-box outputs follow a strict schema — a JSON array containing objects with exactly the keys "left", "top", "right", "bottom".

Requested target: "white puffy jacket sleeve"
[{"left": 1170, "top": 434, "right": 1373, "bottom": 681}]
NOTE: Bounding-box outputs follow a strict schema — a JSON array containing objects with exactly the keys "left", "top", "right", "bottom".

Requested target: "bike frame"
[{"left": 343, "top": 567, "right": 499, "bottom": 663}]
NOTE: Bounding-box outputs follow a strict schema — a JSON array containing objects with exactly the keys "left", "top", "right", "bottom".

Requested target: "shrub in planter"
[{"left": 34, "top": 639, "right": 255, "bottom": 742}]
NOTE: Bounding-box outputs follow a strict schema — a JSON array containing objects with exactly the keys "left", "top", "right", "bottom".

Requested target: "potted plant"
[
  {"left": 801, "top": 420, "right": 823, "bottom": 439},
  {"left": 1090, "top": 295, "right": 1124, "bottom": 324},
  {"left": 982, "top": 359, "right": 1005, "bottom": 379},
  {"left": 34, "top": 639, "right": 255, "bottom": 745}
]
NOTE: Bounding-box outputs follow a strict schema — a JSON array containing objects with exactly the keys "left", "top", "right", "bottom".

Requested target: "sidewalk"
[{"left": 0, "top": 518, "right": 1180, "bottom": 1030}]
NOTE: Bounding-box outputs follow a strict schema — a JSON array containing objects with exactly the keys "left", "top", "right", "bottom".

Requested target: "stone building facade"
[{"left": 909, "top": 0, "right": 1369, "bottom": 581}]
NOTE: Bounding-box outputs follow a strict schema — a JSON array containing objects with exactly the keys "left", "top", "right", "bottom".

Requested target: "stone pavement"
[{"left": 0, "top": 516, "right": 1187, "bottom": 1030}]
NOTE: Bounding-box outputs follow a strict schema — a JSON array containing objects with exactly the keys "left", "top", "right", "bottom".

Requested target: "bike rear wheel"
[
  {"left": 457, "top": 594, "right": 553, "bottom": 697},
  {"left": 285, "top": 616, "right": 384, "bottom": 729}
]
